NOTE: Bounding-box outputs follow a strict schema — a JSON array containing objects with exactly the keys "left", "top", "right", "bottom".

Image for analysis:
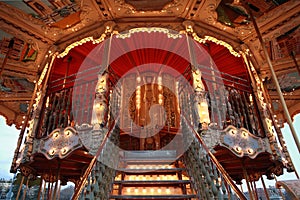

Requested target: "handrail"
[
  {"left": 72, "top": 116, "right": 120, "bottom": 200},
  {"left": 182, "top": 116, "right": 247, "bottom": 200}
]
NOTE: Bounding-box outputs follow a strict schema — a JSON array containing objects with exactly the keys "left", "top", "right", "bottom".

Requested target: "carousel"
[{"left": 0, "top": 0, "right": 299, "bottom": 199}]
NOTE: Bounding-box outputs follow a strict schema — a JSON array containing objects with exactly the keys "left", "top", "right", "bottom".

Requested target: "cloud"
[{"left": 0, "top": 117, "right": 19, "bottom": 179}]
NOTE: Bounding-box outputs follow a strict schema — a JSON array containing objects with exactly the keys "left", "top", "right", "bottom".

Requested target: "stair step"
[
  {"left": 122, "top": 159, "right": 176, "bottom": 164},
  {"left": 122, "top": 150, "right": 177, "bottom": 162},
  {"left": 110, "top": 194, "right": 197, "bottom": 199},
  {"left": 112, "top": 151, "right": 196, "bottom": 199},
  {"left": 114, "top": 180, "right": 191, "bottom": 185},
  {"left": 118, "top": 168, "right": 185, "bottom": 174}
]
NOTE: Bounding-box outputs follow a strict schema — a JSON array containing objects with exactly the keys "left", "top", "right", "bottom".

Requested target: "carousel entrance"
[{"left": 119, "top": 72, "right": 181, "bottom": 151}]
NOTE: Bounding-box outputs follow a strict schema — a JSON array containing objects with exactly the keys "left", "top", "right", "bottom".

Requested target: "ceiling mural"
[
  {"left": 0, "top": 30, "right": 38, "bottom": 62},
  {"left": 216, "top": 0, "right": 249, "bottom": 27},
  {"left": 5, "top": 0, "right": 37, "bottom": 15},
  {"left": 216, "top": 0, "right": 290, "bottom": 28},
  {"left": 6, "top": 0, "right": 80, "bottom": 27},
  {"left": 266, "top": 72, "right": 300, "bottom": 93},
  {"left": 0, "top": 76, "right": 35, "bottom": 93}
]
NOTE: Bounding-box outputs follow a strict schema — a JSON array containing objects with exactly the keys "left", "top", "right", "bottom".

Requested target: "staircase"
[
  {"left": 75, "top": 117, "right": 247, "bottom": 200},
  {"left": 110, "top": 150, "right": 197, "bottom": 199}
]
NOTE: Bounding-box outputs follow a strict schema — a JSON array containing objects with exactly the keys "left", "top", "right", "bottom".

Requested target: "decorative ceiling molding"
[
  {"left": 0, "top": 103, "right": 26, "bottom": 129},
  {"left": 0, "top": 2, "right": 54, "bottom": 44},
  {"left": 115, "top": 21, "right": 184, "bottom": 33},
  {"left": 54, "top": 21, "right": 106, "bottom": 51},
  {"left": 195, "top": 0, "right": 239, "bottom": 37},
  {"left": 256, "top": 0, "right": 299, "bottom": 32},
  {"left": 193, "top": 21, "right": 242, "bottom": 48},
  {"left": 241, "top": 0, "right": 300, "bottom": 42},
  {"left": 103, "top": 0, "right": 189, "bottom": 18},
  {"left": 196, "top": 0, "right": 221, "bottom": 23},
  {"left": 0, "top": 0, "right": 105, "bottom": 45}
]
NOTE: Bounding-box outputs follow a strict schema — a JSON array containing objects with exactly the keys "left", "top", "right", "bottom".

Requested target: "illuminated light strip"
[
  {"left": 58, "top": 26, "right": 239, "bottom": 58},
  {"left": 203, "top": 36, "right": 241, "bottom": 57},
  {"left": 33, "top": 53, "right": 57, "bottom": 111},
  {"left": 116, "top": 27, "right": 182, "bottom": 39},
  {"left": 57, "top": 29, "right": 119, "bottom": 58},
  {"left": 191, "top": 32, "right": 241, "bottom": 57},
  {"left": 57, "top": 36, "right": 93, "bottom": 58},
  {"left": 185, "top": 25, "right": 240, "bottom": 57}
]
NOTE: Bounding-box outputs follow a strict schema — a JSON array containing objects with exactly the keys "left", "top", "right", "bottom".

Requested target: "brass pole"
[
  {"left": 295, "top": 171, "right": 300, "bottom": 179},
  {"left": 261, "top": 176, "right": 270, "bottom": 200},
  {"left": 10, "top": 53, "right": 57, "bottom": 173},
  {"left": 41, "top": 180, "right": 46, "bottom": 200},
  {"left": 16, "top": 175, "right": 24, "bottom": 200},
  {"left": 57, "top": 182, "right": 62, "bottom": 200},
  {"left": 37, "top": 178, "right": 43, "bottom": 200},
  {"left": 226, "top": 182, "right": 231, "bottom": 200},
  {"left": 21, "top": 177, "right": 29, "bottom": 200},
  {"left": 243, "top": 166, "right": 254, "bottom": 200},
  {"left": 52, "top": 160, "right": 61, "bottom": 200},
  {"left": 240, "top": 184, "right": 244, "bottom": 193},
  {"left": 249, "top": 180, "right": 256, "bottom": 200},
  {"left": 47, "top": 181, "right": 51, "bottom": 200},
  {"left": 10, "top": 81, "right": 38, "bottom": 173},
  {"left": 50, "top": 181, "right": 55, "bottom": 200},
  {"left": 243, "top": 52, "right": 298, "bottom": 176},
  {"left": 253, "top": 181, "right": 259, "bottom": 200},
  {"left": 274, "top": 176, "right": 285, "bottom": 200},
  {"left": 247, "top": 3, "right": 300, "bottom": 153}
]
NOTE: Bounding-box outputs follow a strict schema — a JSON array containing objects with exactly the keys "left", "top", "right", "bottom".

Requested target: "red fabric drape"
[{"left": 49, "top": 31, "right": 248, "bottom": 91}]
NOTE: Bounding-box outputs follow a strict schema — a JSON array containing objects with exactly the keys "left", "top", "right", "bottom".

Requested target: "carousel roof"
[{"left": 0, "top": 0, "right": 299, "bottom": 128}]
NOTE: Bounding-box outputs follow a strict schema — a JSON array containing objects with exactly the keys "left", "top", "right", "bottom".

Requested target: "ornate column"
[
  {"left": 192, "top": 68, "right": 210, "bottom": 130},
  {"left": 246, "top": 3, "right": 300, "bottom": 154},
  {"left": 10, "top": 50, "right": 57, "bottom": 172},
  {"left": 92, "top": 72, "right": 110, "bottom": 129},
  {"left": 241, "top": 50, "right": 295, "bottom": 174}
]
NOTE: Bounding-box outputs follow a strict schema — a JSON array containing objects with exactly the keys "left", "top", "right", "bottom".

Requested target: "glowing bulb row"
[
  {"left": 191, "top": 32, "right": 240, "bottom": 57},
  {"left": 125, "top": 187, "right": 176, "bottom": 195},
  {"left": 127, "top": 174, "right": 178, "bottom": 181},
  {"left": 157, "top": 76, "right": 163, "bottom": 105},
  {"left": 136, "top": 85, "right": 141, "bottom": 109},
  {"left": 116, "top": 27, "right": 182, "bottom": 39},
  {"left": 128, "top": 164, "right": 173, "bottom": 169}
]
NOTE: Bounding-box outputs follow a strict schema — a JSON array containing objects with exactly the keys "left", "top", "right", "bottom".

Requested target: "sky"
[{"left": 0, "top": 114, "right": 299, "bottom": 188}]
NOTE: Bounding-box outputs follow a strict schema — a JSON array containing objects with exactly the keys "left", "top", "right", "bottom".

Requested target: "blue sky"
[{"left": 0, "top": 114, "right": 299, "bottom": 186}]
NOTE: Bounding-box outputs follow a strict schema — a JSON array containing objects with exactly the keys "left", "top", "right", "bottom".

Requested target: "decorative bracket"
[
  {"left": 38, "top": 127, "right": 83, "bottom": 159},
  {"left": 220, "top": 125, "right": 268, "bottom": 159}
]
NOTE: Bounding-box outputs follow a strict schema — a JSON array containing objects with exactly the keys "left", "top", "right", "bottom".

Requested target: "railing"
[
  {"left": 72, "top": 116, "right": 120, "bottom": 200},
  {"left": 179, "top": 64, "right": 265, "bottom": 137},
  {"left": 36, "top": 66, "right": 121, "bottom": 138},
  {"left": 181, "top": 116, "right": 247, "bottom": 200}
]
